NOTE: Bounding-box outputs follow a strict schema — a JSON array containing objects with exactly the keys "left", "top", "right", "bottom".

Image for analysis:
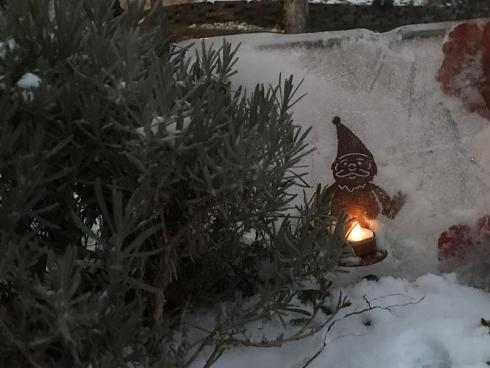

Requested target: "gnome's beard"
[{"left": 334, "top": 176, "right": 373, "bottom": 191}]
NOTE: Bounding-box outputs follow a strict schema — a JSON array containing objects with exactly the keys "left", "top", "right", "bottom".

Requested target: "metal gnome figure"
[{"left": 322, "top": 116, "right": 405, "bottom": 227}]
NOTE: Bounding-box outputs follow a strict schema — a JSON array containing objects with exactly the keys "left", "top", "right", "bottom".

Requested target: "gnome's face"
[{"left": 332, "top": 153, "right": 376, "bottom": 186}]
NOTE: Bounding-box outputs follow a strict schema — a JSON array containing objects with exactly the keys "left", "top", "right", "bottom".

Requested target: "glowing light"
[{"left": 347, "top": 222, "right": 374, "bottom": 242}]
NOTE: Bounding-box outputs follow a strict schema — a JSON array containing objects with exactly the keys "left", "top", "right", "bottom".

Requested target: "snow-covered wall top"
[{"left": 186, "top": 20, "right": 490, "bottom": 279}]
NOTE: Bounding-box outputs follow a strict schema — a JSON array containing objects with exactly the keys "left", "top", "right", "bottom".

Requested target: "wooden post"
[{"left": 283, "top": 0, "right": 308, "bottom": 34}]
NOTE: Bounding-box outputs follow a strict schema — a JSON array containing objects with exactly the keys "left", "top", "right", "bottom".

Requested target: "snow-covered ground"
[
  {"left": 184, "top": 20, "right": 490, "bottom": 367},
  {"left": 190, "top": 0, "right": 426, "bottom": 5},
  {"left": 312, "top": 0, "right": 426, "bottom": 4},
  {"left": 193, "top": 274, "right": 490, "bottom": 368},
  {"left": 188, "top": 21, "right": 282, "bottom": 33},
  {"left": 128, "top": 0, "right": 427, "bottom": 8}
]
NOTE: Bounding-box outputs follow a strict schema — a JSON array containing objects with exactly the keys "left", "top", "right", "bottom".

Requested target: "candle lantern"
[
  {"left": 320, "top": 116, "right": 405, "bottom": 265},
  {"left": 346, "top": 222, "right": 377, "bottom": 257}
]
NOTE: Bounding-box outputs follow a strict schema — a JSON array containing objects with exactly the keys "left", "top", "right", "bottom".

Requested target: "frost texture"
[{"left": 187, "top": 22, "right": 490, "bottom": 280}]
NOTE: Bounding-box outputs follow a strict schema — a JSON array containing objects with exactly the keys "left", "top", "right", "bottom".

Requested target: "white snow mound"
[
  {"left": 197, "top": 274, "right": 490, "bottom": 368},
  {"left": 17, "top": 72, "right": 41, "bottom": 89}
]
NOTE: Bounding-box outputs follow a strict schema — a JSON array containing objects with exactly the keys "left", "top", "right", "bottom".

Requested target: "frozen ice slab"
[{"left": 184, "top": 21, "right": 490, "bottom": 279}]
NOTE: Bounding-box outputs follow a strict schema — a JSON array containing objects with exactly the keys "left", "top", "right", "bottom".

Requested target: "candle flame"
[
  {"left": 346, "top": 221, "right": 374, "bottom": 242},
  {"left": 348, "top": 222, "right": 364, "bottom": 241}
]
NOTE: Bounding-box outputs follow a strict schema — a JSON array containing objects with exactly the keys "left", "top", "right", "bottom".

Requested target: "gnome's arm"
[{"left": 372, "top": 184, "right": 406, "bottom": 219}]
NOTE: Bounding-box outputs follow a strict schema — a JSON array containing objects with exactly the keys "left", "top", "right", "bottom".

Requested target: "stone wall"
[
  {"left": 119, "top": 0, "right": 194, "bottom": 9},
  {"left": 307, "top": 4, "right": 490, "bottom": 33},
  {"left": 164, "top": 1, "right": 490, "bottom": 33},
  {"left": 165, "top": 1, "right": 283, "bottom": 28}
]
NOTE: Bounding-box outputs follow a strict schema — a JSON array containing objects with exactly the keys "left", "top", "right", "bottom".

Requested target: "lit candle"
[
  {"left": 347, "top": 222, "right": 373, "bottom": 242},
  {"left": 346, "top": 222, "right": 377, "bottom": 257}
]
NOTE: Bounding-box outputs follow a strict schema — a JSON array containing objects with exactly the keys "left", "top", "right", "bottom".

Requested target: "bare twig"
[
  {"left": 300, "top": 296, "right": 425, "bottom": 368},
  {"left": 186, "top": 292, "right": 349, "bottom": 358},
  {"left": 184, "top": 330, "right": 218, "bottom": 368},
  {"left": 202, "top": 345, "right": 224, "bottom": 368}
]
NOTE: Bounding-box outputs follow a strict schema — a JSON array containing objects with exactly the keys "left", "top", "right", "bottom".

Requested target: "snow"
[
  {"left": 189, "top": 22, "right": 282, "bottom": 33},
  {"left": 322, "top": 274, "right": 490, "bottom": 368},
  {"left": 187, "top": 0, "right": 426, "bottom": 5},
  {"left": 136, "top": 116, "right": 191, "bottom": 146},
  {"left": 182, "top": 20, "right": 490, "bottom": 367},
  {"left": 136, "top": 116, "right": 165, "bottom": 136},
  {"left": 313, "top": 0, "right": 426, "bottom": 4},
  {"left": 340, "top": 254, "right": 363, "bottom": 265},
  {"left": 190, "top": 274, "right": 490, "bottom": 368},
  {"left": 17, "top": 72, "right": 41, "bottom": 89}
]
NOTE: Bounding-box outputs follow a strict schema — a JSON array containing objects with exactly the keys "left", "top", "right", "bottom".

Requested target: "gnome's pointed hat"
[{"left": 332, "top": 116, "right": 374, "bottom": 160}]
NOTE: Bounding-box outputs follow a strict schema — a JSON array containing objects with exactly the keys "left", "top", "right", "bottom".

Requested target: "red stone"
[
  {"left": 437, "top": 224, "right": 473, "bottom": 262},
  {"left": 438, "top": 215, "right": 490, "bottom": 269},
  {"left": 437, "top": 22, "right": 490, "bottom": 120}
]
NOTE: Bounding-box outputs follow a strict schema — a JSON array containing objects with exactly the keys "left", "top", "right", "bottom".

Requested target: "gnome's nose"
[{"left": 348, "top": 163, "right": 357, "bottom": 171}]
